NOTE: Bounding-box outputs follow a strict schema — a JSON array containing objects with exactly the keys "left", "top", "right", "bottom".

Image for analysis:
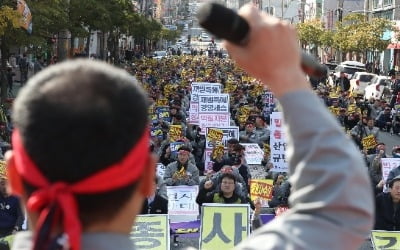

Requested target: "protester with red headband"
[{"left": 6, "top": 59, "right": 157, "bottom": 250}]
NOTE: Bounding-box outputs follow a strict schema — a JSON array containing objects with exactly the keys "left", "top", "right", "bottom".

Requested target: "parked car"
[
  {"left": 333, "top": 61, "right": 366, "bottom": 81},
  {"left": 364, "top": 75, "right": 392, "bottom": 100},
  {"left": 350, "top": 72, "right": 376, "bottom": 95},
  {"left": 324, "top": 62, "right": 338, "bottom": 75},
  {"left": 152, "top": 51, "right": 168, "bottom": 60}
]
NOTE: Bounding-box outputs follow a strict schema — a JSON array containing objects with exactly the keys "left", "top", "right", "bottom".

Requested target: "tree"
[
  {"left": 0, "top": 2, "right": 23, "bottom": 104},
  {"left": 333, "top": 13, "right": 393, "bottom": 62},
  {"left": 296, "top": 19, "right": 324, "bottom": 55}
]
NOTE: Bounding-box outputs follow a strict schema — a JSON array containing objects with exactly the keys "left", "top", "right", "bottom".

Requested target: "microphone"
[{"left": 196, "top": 2, "right": 328, "bottom": 78}]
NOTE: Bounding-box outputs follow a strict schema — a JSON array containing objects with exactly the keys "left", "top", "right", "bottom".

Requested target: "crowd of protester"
[{"left": 1, "top": 52, "right": 400, "bottom": 248}]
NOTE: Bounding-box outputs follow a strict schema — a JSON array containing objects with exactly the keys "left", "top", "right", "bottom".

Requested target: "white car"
[
  {"left": 333, "top": 61, "right": 366, "bottom": 80},
  {"left": 364, "top": 75, "right": 392, "bottom": 100},
  {"left": 152, "top": 51, "right": 168, "bottom": 60},
  {"left": 350, "top": 72, "right": 376, "bottom": 95}
]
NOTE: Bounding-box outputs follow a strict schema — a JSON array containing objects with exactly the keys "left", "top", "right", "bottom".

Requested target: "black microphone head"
[{"left": 196, "top": 3, "right": 250, "bottom": 45}]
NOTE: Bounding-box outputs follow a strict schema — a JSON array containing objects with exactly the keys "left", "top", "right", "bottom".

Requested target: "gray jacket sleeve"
[
  {"left": 163, "top": 162, "right": 177, "bottom": 186},
  {"left": 235, "top": 90, "right": 374, "bottom": 250}
]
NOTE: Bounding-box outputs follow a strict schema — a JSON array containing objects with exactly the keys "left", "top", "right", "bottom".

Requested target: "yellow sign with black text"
[
  {"left": 131, "top": 215, "right": 170, "bottom": 250},
  {"left": 200, "top": 204, "right": 250, "bottom": 250},
  {"left": 371, "top": 230, "right": 400, "bottom": 250}
]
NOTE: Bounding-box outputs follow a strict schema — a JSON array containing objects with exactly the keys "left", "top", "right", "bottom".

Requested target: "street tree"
[
  {"left": 296, "top": 19, "right": 324, "bottom": 55},
  {"left": 333, "top": 13, "right": 393, "bottom": 62},
  {"left": 0, "top": 2, "right": 23, "bottom": 104}
]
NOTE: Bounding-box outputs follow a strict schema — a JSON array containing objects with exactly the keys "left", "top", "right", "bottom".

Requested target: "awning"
[{"left": 387, "top": 43, "right": 400, "bottom": 49}]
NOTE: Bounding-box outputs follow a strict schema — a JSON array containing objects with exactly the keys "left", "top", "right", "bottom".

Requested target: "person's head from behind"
[
  {"left": 6, "top": 59, "right": 156, "bottom": 249},
  {"left": 219, "top": 173, "right": 236, "bottom": 197}
]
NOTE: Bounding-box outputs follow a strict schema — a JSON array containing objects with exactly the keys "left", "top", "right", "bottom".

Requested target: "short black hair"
[
  {"left": 220, "top": 172, "right": 236, "bottom": 183},
  {"left": 178, "top": 146, "right": 191, "bottom": 153},
  {"left": 13, "top": 59, "right": 149, "bottom": 225},
  {"left": 389, "top": 176, "right": 400, "bottom": 188},
  {"left": 227, "top": 138, "right": 239, "bottom": 145}
]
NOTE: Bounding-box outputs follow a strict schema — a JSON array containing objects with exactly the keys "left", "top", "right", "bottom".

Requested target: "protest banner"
[
  {"left": 262, "top": 91, "right": 275, "bottom": 120},
  {"left": 241, "top": 143, "right": 264, "bottom": 165},
  {"left": 362, "top": 135, "right": 378, "bottom": 150},
  {"left": 198, "top": 94, "right": 230, "bottom": 113},
  {"left": 169, "top": 125, "right": 182, "bottom": 142},
  {"left": 170, "top": 141, "right": 185, "bottom": 158},
  {"left": 211, "top": 144, "right": 225, "bottom": 162},
  {"left": 381, "top": 158, "right": 400, "bottom": 192},
  {"left": 156, "top": 163, "right": 166, "bottom": 179},
  {"left": 205, "top": 127, "right": 239, "bottom": 149},
  {"left": 191, "top": 82, "right": 222, "bottom": 102},
  {"left": 151, "top": 127, "right": 163, "bottom": 140},
  {"left": 371, "top": 230, "right": 400, "bottom": 250},
  {"left": 206, "top": 128, "right": 223, "bottom": 144},
  {"left": 155, "top": 106, "right": 170, "bottom": 123},
  {"left": 189, "top": 82, "right": 222, "bottom": 124},
  {"left": 204, "top": 149, "right": 214, "bottom": 172},
  {"left": 189, "top": 102, "right": 199, "bottom": 125},
  {"left": 198, "top": 114, "right": 230, "bottom": 135},
  {"left": 170, "top": 220, "right": 201, "bottom": 238},
  {"left": 249, "top": 179, "right": 274, "bottom": 204},
  {"left": 270, "top": 112, "right": 288, "bottom": 172},
  {"left": 167, "top": 185, "right": 199, "bottom": 216},
  {"left": 131, "top": 215, "right": 170, "bottom": 250},
  {"left": 200, "top": 204, "right": 250, "bottom": 250}
]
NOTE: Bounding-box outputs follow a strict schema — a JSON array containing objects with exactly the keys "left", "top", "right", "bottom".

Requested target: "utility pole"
[{"left": 337, "top": 0, "right": 344, "bottom": 62}]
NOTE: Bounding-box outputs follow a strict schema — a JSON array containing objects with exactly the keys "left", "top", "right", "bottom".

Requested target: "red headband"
[{"left": 12, "top": 129, "right": 149, "bottom": 250}]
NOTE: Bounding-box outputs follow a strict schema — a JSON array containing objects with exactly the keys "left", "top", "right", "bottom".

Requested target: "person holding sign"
[
  {"left": 219, "top": 4, "right": 373, "bottom": 250},
  {"left": 374, "top": 175, "right": 400, "bottom": 231},
  {"left": 7, "top": 60, "right": 157, "bottom": 250},
  {"left": 350, "top": 117, "right": 379, "bottom": 152},
  {"left": 164, "top": 146, "right": 199, "bottom": 186}
]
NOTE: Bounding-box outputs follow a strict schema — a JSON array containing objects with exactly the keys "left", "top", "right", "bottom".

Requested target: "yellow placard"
[
  {"left": 200, "top": 204, "right": 249, "bottom": 250},
  {"left": 207, "top": 128, "right": 223, "bottom": 143},
  {"left": 240, "top": 106, "right": 251, "bottom": 117},
  {"left": 0, "top": 160, "right": 6, "bottom": 178},
  {"left": 156, "top": 98, "right": 169, "bottom": 107},
  {"left": 371, "top": 230, "right": 400, "bottom": 250},
  {"left": 169, "top": 125, "right": 182, "bottom": 142},
  {"left": 362, "top": 135, "right": 377, "bottom": 150},
  {"left": 212, "top": 144, "right": 225, "bottom": 159},
  {"left": 249, "top": 179, "right": 274, "bottom": 202},
  {"left": 131, "top": 215, "right": 169, "bottom": 250}
]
